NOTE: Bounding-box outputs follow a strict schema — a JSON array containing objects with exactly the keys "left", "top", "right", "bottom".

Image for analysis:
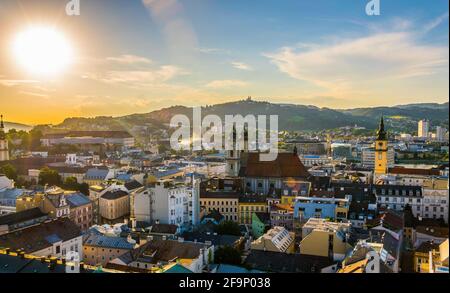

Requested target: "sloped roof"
[
  {"left": 242, "top": 152, "right": 311, "bottom": 178},
  {"left": 65, "top": 193, "right": 91, "bottom": 207},
  {"left": 149, "top": 224, "right": 178, "bottom": 235},
  {"left": 118, "top": 239, "right": 207, "bottom": 265},
  {"left": 84, "top": 234, "right": 135, "bottom": 250},
  {"left": 101, "top": 190, "right": 128, "bottom": 200},
  {"left": 0, "top": 218, "right": 81, "bottom": 253},
  {"left": 124, "top": 180, "right": 143, "bottom": 191},
  {"left": 0, "top": 208, "right": 47, "bottom": 226},
  {"left": 244, "top": 250, "right": 334, "bottom": 273}
]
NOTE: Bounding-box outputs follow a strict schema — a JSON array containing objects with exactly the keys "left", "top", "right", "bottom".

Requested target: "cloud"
[
  {"left": 0, "top": 79, "right": 39, "bottom": 87},
  {"left": 264, "top": 30, "right": 448, "bottom": 95},
  {"left": 106, "top": 54, "right": 152, "bottom": 64},
  {"left": 82, "top": 65, "right": 188, "bottom": 87},
  {"left": 197, "top": 47, "right": 231, "bottom": 55},
  {"left": 231, "top": 61, "right": 253, "bottom": 71},
  {"left": 19, "top": 91, "right": 49, "bottom": 98},
  {"left": 142, "top": 0, "right": 198, "bottom": 55},
  {"left": 205, "top": 80, "right": 249, "bottom": 88},
  {"left": 423, "top": 12, "right": 449, "bottom": 34}
]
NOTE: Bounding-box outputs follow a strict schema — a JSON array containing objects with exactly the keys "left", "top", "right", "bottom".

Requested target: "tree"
[
  {"left": 215, "top": 220, "right": 241, "bottom": 236},
  {"left": 78, "top": 183, "right": 90, "bottom": 196},
  {"left": 0, "top": 164, "right": 18, "bottom": 181},
  {"left": 62, "top": 177, "right": 89, "bottom": 195},
  {"left": 63, "top": 176, "right": 79, "bottom": 190},
  {"left": 214, "top": 246, "right": 242, "bottom": 265},
  {"left": 29, "top": 129, "right": 43, "bottom": 150},
  {"left": 38, "top": 166, "right": 61, "bottom": 186}
]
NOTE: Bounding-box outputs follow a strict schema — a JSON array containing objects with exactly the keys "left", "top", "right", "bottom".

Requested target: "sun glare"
[{"left": 13, "top": 26, "right": 73, "bottom": 76}]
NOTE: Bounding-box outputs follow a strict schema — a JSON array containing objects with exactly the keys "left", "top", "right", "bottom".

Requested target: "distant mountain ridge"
[
  {"left": 3, "top": 122, "right": 32, "bottom": 132},
  {"left": 53, "top": 99, "right": 449, "bottom": 133}
]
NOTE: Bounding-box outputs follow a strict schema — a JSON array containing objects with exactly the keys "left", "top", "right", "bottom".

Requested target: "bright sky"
[{"left": 0, "top": 0, "right": 448, "bottom": 125}]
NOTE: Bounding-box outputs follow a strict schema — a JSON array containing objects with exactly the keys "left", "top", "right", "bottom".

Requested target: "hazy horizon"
[{"left": 2, "top": 97, "right": 448, "bottom": 126}]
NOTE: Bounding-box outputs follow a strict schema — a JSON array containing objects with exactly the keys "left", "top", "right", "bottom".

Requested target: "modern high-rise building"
[
  {"left": 418, "top": 120, "right": 429, "bottom": 138},
  {"left": 436, "top": 126, "right": 445, "bottom": 142}
]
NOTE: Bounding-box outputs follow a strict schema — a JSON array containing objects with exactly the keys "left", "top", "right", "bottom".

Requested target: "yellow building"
[
  {"left": 300, "top": 218, "right": 352, "bottom": 261},
  {"left": 374, "top": 116, "right": 388, "bottom": 175},
  {"left": 99, "top": 189, "right": 130, "bottom": 224},
  {"left": 414, "top": 239, "right": 449, "bottom": 273},
  {"left": 238, "top": 195, "right": 268, "bottom": 225},
  {"left": 199, "top": 192, "right": 239, "bottom": 222},
  {"left": 16, "top": 193, "right": 44, "bottom": 212},
  {"left": 280, "top": 195, "right": 296, "bottom": 206}
]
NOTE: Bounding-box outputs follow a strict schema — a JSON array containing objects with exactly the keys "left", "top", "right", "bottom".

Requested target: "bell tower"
[
  {"left": 0, "top": 115, "right": 9, "bottom": 162},
  {"left": 374, "top": 116, "right": 388, "bottom": 175},
  {"left": 225, "top": 125, "right": 248, "bottom": 177}
]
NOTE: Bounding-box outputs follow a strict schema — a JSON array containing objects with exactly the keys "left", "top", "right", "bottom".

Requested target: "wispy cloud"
[
  {"left": 231, "top": 61, "right": 253, "bottom": 71},
  {"left": 142, "top": 0, "right": 198, "bottom": 55},
  {"left": 264, "top": 27, "right": 448, "bottom": 96},
  {"left": 0, "top": 79, "right": 39, "bottom": 87},
  {"left": 106, "top": 54, "right": 153, "bottom": 64},
  {"left": 19, "top": 91, "right": 50, "bottom": 98},
  {"left": 197, "top": 47, "right": 231, "bottom": 55},
  {"left": 423, "top": 12, "right": 449, "bottom": 34},
  {"left": 205, "top": 79, "right": 249, "bottom": 88},
  {"left": 82, "top": 65, "right": 188, "bottom": 87}
]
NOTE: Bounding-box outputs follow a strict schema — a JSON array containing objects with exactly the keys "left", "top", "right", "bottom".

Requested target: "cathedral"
[{"left": 0, "top": 115, "right": 9, "bottom": 162}]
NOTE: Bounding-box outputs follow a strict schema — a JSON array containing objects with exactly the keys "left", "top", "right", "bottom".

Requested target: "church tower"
[
  {"left": 374, "top": 116, "right": 388, "bottom": 175},
  {"left": 0, "top": 115, "right": 9, "bottom": 162},
  {"left": 225, "top": 126, "right": 248, "bottom": 177}
]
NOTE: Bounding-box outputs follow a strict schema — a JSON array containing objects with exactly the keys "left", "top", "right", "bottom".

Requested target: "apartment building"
[
  {"left": 251, "top": 226, "right": 295, "bottom": 253},
  {"left": 133, "top": 180, "right": 192, "bottom": 229},
  {"left": 299, "top": 218, "right": 352, "bottom": 261},
  {"left": 99, "top": 189, "right": 129, "bottom": 224}
]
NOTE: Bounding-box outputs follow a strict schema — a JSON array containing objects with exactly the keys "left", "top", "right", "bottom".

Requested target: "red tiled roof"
[
  {"left": 244, "top": 152, "right": 310, "bottom": 178},
  {"left": 389, "top": 167, "right": 440, "bottom": 176}
]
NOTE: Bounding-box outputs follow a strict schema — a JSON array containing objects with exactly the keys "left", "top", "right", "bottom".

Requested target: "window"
[{"left": 56, "top": 246, "right": 61, "bottom": 254}]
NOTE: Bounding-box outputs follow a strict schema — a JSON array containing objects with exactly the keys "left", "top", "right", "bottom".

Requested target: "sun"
[{"left": 13, "top": 26, "right": 73, "bottom": 76}]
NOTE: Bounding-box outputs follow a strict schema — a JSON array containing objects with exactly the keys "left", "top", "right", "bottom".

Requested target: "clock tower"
[{"left": 374, "top": 116, "right": 388, "bottom": 175}]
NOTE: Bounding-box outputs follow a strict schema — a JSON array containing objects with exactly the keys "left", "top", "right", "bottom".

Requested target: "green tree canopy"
[
  {"left": 38, "top": 166, "right": 61, "bottom": 186},
  {"left": 214, "top": 220, "right": 241, "bottom": 236},
  {"left": 0, "top": 164, "right": 18, "bottom": 181},
  {"left": 214, "top": 246, "right": 242, "bottom": 265}
]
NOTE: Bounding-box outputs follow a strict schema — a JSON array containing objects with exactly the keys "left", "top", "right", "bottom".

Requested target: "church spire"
[
  {"left": 376, "top": 115, "right": 387, "bottom": 140},
  {"left": 0, "top": 115, "right": 4, "bottom": 129}
]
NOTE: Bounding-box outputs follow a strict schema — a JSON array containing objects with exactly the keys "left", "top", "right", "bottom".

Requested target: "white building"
[
  {"left": 251, "top": 226, "right": 294, "bottom": 253},
  {"left": 299, "top": 155, "right": 331, "bottom": 167},
  {"left": 361, "top": 147, "right": 395, "bottom": 169},
  {"left": 422, "top": 179, "right": 449, "bottom": 223},
  {"left": 435, "top": 126, "right": 446, "bottom": 142},
  {"left": 374, "top": 185, "right": 423, "bottom": 218},
  {"left": 418, "top": 120, "right": 429, "bottom": 138},
  {"left": 133, "top": 180, "right": 195, "bottom": 230}
]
